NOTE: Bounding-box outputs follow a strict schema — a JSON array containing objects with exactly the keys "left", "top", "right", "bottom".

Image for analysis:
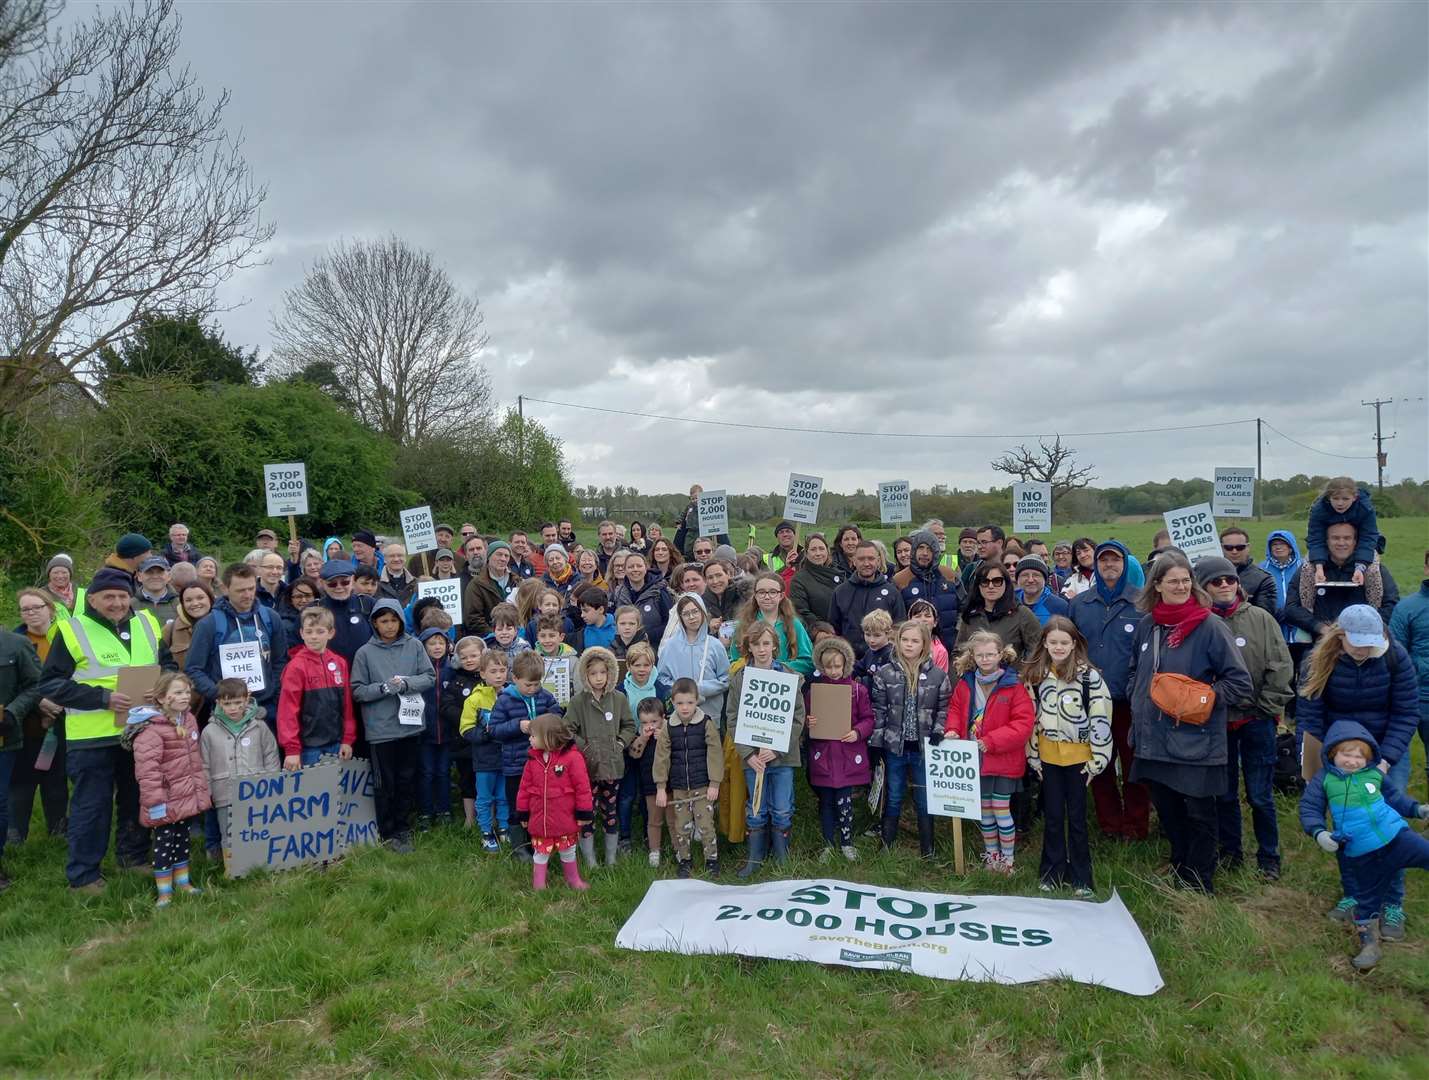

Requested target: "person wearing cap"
[
  {"left": 134, "top": 557, "right": 179, "bottom": 625},
  {"left": 763, "top": 521, "right": 802, "bottom": 579},
  {"left": 350, "top": 530, "right": 385, "bottom": 575},
  {"left": 38, "top": 566, "right": 163, "bottom": 890},
  {"left": 435, "top": 524, "right": 456, "bottom": 553},
  {"left": 162, "top": 524, "right": 201, "bottom": 567},
  {"left": 1196, "top": 556, "right": 1294, "bottom": 879},
  {"left": 1015, "top": 556, "right": 1069, "bottom": 627},
  {"left": 948, "top": 527, "right": 978, "bottom": 573},
  {"left": 255, "top": 528, "right": 279, "bottom": 553},
  {"left": 464, "top": 541, "right": 516, "bottom": 637},
  {"left": 1068, "top": 540, "right": 1148, "bottom": 841},
  {"left": 1283, "top": 521, "right": 1400, "bottom": 641},
  {"left": 1217, "top": 528, "right": 1278, "bottom": 615},
  {"left": 379, "top": 543, "right": 417, "bottom": 605},
  {"left": 1297, "top": 602, "right": 1419, "bottom": 936},
  {"left": 185, "top": 563, "right": 289, "bottom": 730},
  {"left": 317, "top": 559, "right": 376, "bottom": 665},
  {"left": 431, "top": 548, "right": 459, "bottom": 581},
  {"left": 893, "top": 530, "right": 962, "bottom": 656},
  {"left": 102, "top": 533, "right": 153, "bottom": 594}
]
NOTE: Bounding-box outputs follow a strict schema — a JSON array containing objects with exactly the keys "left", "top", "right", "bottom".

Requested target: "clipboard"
[
  {"left": 113, "top": 664, "right": 162, "bottom": 726},
  {"left": 1300, "top": 732, "right": 1323, "bottom": 783},
  {"left": 809, "top": 683, "right": 852, "bottom": 740}
]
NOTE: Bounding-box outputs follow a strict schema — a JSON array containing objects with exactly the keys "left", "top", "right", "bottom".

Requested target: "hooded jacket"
[
  {"left": 129, "top": 708, "right": 213, "bottom": 825},
  {"left": 828, "top": 570, "right": 908, "bottom": 658},
  {"left": 200, "top": 699, "right": 281, "bottom": 807},
  {"left": 893, "top": 531, "right": 963, "bottom": 655},
  {"left": 276, "top": 643, "right": 356, "bottom": 757},
  {"left": 656, "top": 600, "right": 731, "bottom": 717},
  {"left": 1067, "top": 540, "right": 1142, "bottom": 700},
  {"left": 870, "top": 657, "right": 951, "bottom": 752},
  {"left": 350, "top": 598, "right": 438, "bottom": 744},
  {"left": 417, "top": 627, "right": 450, "bottom": 745},
  {"left": 566, "top": 647, "right": 636, "bottom": 782},
  {"left": 516, "top": 741, "right": 593, "bottom": 840},
  {"left": 1295, "top": 637, "right": 1418, "bottom": 766},
  {"left": 947, "top": 668, "right": 1036, "bottom": 780},
  {"left": 489, "top": 682, "right": 563, "bottom": 776},
  {"left": 611, "top": 575, "right": 672, "bottom": 642},
  {"left": 731, "top": 661, "right": 807, "bottom": 768},
  {"left": 568, "top": 613, "right": 617, "bottom": 654},
  {"left": 1214, "top": 599, "right": 1294, "bottom": 727},
  {"left": 805, "top": 640, "right": 875, "bottom": 788},
  {"left": 1299, "top": 721, "right": 1421, "bottom": 858},
  {"left": 1260, "top": 530, "right": 1307, "bottom": 643},
  {"left": 1388, "top": 577, "right": 1429, "bottom": 708},
  {"left": 789, "top": 558, "right": 844, "bottom": 629}
]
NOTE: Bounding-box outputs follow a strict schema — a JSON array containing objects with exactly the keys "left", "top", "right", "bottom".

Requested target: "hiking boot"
[
  {"left": 481, "top": 833, "right": 500, "bottom": 854},
  {"left": 1257, "top": 858, "right": 1282, "bottom": 883},
  {"left": 879, "top": 815, "right": 900, "bottom": 851},
  {"left": 204, "top": 846, "right": 222, "bottom": 863},
  {"left": 737, "top": 827, "right": 767, "bottom": 879},
  {"left": 388, "top": 833, "right": 415, "bottom": 855},
  {"left": 72, "top": 878, "right": 106, "bottom": 896},
  {"left": 1073, "top": 887, "right": 1096, "bottom": 899},
  {"left": 1328, "top": 897, "right": 1358, "bottom": 924},
  {"left": 618, "top": 837, "right": 633, "bottom": 855},
  {"left": 1351, "top": 919, "right": 1382, "bottom": 972},
  {"left": 705, "top": 857, "right": 720, "bottom": 877},
  {"left": 676, "top": 859, "right": 692, "bottom": 879},
  {"left": 1380, "top": 904, "right": 1406, "bottom": 942}
]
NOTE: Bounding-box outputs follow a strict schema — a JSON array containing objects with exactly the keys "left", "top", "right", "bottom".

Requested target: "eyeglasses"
[
  {"left": 19, "top": 605, "right": 48, "bottom": 615},
  {"left": 754, "top": 589, "right": 783, "bottom": 598},
  {"left": 1208, "top": 575, "right": 1238, "bottom": 588},
  {"left": 1221, "top": 544, "right": 1248, "bottom": 552},
  {"left": 981, "top": 577, "right": 1007, "bottom": 587}
]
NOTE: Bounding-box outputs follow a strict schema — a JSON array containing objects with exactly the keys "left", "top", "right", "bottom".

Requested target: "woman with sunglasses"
[{"left": 956, "top": 561, "right": 1043, "bottom": 659}]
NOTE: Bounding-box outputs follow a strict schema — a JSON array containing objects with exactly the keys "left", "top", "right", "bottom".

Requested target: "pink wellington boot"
[
  {"left": 532, "top": 860, "right": 548, "bottom": 891},
  {"left": 560, "top": 856, "right": 589, "bottom": 891}
]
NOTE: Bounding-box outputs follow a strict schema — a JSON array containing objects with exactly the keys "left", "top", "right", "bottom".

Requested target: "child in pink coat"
[{"left": 805, "top": 637, "right": 875, "bottom": 862}]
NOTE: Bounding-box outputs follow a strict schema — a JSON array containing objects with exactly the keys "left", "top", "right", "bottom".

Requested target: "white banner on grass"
[{"left": 616, "top": 879, "right": 1163, "bottom": 996}]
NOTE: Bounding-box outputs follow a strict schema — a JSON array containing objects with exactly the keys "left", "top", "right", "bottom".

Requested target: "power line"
[
  {"left": 520, "top": 396, "right": 1258, "bottom": 440},
  {"left": 1261, "top": 421, "right": 1375, "bottom": 462}
]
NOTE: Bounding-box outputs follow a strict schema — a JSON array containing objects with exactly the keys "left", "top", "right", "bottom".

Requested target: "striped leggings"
[{"left": 981, "top": 795, "right": 1015, "bottom": 861}]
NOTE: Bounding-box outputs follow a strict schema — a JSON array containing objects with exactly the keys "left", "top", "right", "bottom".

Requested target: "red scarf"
[
  {"left": 1211, "top": 597, "right": 1242, "bottom": 619},
  {"left": 1152, "top": 599, "right": 1210, "bottom": 648}
]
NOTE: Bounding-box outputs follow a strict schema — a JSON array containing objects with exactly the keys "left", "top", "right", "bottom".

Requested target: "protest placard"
[
  {"left": 1163, "top": 503, "right": 1221, "bottom": 563},
  {"left": 808, "top": 683, "right": 852, "bottom": 741},
  {"left": 878, "top": 480, "right": 912, "bottom": 524},
  {"left": 416, "top": 578, "right": 463, "bottom": 624},
  {"left": 543, "top": 658, "right": 573, "bottom": 706},
  {"left": 733, "top": 667, "right": 801, "bottom": 753},
  {"left": 924, "top": 738, "right": 982, "bottom": 819},
  {"left": 1012, "top": 482, "right": 1052, "bottom": 534},
  {"left": 697, "top": 489, "right": 729, "bottom": 536},
  {"left": 263, "top": 462, "right": 308, "bottom": 517},
  {"left": 783, "top": 473, "right": 823, "bottom": 525},
  {"left": 218, "top": 641, "right": 265, "bottom": 693},
  {"left": 617, "top": 879, "right": 1164, "bottom": 996},
  {"left": 1213, "top": 468, "right": 1256, "bottom": 518},
  {"left": 226, "top": 758, "right": 378, "bottom": 877},
  {"left": 400, "top": 504, "right": 438, "bottom": 554}
]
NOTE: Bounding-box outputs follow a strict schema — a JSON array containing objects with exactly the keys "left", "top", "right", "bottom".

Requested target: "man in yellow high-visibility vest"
[{"left": 39, "top": 568, "right": 160, "bottom": 893}]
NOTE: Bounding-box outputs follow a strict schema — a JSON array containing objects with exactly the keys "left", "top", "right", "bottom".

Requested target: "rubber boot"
[
  {"left": 1351, "top": 919, "right": 1382, "bottom": 972},
  {"left": 153, "top": 868, "right": 174, "bottom": 908},
  {"left": 917, "top": 813, "right": 936, "bottom": 859},
  {"left": 880, "top": 814, "right": 900, "bottom": 850},
  {"left": 172, "top": 861, "right": 202, "bottom": 896},
  {"left": 508, "top": 819, "right": 533, "bottom": 863},
  {"left": 770, "top": 826, "right": 791, "bottom": 865},
  {"left": 561, "top": 856, "right": 590, "bottom": 891},
  {"left": 604, "top": 832, "right": 620, "bottom": 866},
  {"left": 532, "top": 859, "right": 548, "bottom": 891},
  {"left": 579, "top": 833, "right": 599, "bottom": 869},
  {"left": 738, "top": 827, "right": 767, "bottom": 879}
]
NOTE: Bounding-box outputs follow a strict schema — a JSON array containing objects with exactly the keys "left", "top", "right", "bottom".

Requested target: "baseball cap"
[{"left": 1338, "top": 605, "right": 1385, "bottom": 648}]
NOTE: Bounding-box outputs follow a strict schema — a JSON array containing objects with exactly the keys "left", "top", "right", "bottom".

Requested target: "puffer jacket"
[
  {"left": 731, "top": 661, "right": 807, "bottom": 768},
  {"left": 789, "top": 559, "right": 844, "bottom": 628},
  {"left": 805, "top": 673, "right": 875, "bottom": 788},
  {"left": 460, "top": 682, "right": 502, "bottom": 772},
  {"left": 1067, "top": 541, "right": 1142, "bottom": 700},
  {"left": 1127, "top": 610, "right": 1252, "bottom": 772},
  {"left": 1296, "top": 638, "right": 1418, "bottom": 766},
  {"left": 200, "top": 701, "right": 281, "bottom": 807},
  {"left": 440, "top": 664, "right": 483, "bottom": 746},
  {"left": 489, "top": 683, "right": 563, "bottom": 776},
  {"left": 130, "top": 711, "right": 213, "bottom": 825},
  {"left": 1388, "top": 579, "right": 1429, "bottom": 708},
  {"left": 829, "top": 572, "right": 908, "bottom": 658},
  {"left": 947, "top": 668, "right": 1035, "bottom": 779},
  {"left": 350, "top": 599, "right": 438, "bottom": 744},
  {"left": 567, "top": 649, "right": 636, "bottom": 781},
  {"left": 869, "top": 658, "right": 952, "bottom": 752},
  {"left": 1216, "top": 601, "right": 1294, "bottom": 727},
  {"left": 1025, "top": 666, "right": 1113, "bottom": 776},
  {"left": 894, "top": 551, "right": 962, "bottom": 656},
  {"left": 515, "top": 742, "right": 593, "bottom": 840},
  {"left": 611, "top": 576, "right": 672, "bottom": 641},
  {"left": 653, "top": 706, "right": 723, "bottom": 790},
  {"left": 1300, "top": 721, "right": 1422, "bottom": 858}
]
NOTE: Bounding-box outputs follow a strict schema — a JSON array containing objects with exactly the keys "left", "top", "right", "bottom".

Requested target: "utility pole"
[
  {"left": 1255, "top": 417, "right": 1263, "bottom": 522},
  {"left": 517, "top": 394, "right": 524, "bottom": 465},
  {"left": 1360, "top": 398, "right": 1393, "bottom": 490}
]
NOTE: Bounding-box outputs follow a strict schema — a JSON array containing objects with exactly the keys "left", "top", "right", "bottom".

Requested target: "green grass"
[{"left": 2, "top": 756, "right": 1426, "bottom": 1079}]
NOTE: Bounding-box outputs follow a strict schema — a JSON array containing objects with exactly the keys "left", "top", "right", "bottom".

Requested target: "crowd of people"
[{"left": 1, "top": 478, "right": 1426, "bottom": 970}]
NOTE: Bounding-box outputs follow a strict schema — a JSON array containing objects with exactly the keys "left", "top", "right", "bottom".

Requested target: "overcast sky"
[{"left": 172, "top": 0, "right": 1426, "bottom": 494}]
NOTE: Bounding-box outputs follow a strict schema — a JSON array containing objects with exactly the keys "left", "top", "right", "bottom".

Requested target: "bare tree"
[
  {"left": 270, "top": 235, "right": 492, "bottom": 446},
  {"left": 0, "top": 0, "right": 54, "bottom": 66},
  {"left": 991, "top": 435, "right": 1098, "bottom": 499},
  {"left": 0, "top": 0, "right": 272, "bottom": 411}
]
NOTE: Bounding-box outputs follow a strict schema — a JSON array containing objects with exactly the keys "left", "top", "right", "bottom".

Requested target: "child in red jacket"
[
  {"left": 946, "top": 630, "right": 1035, "bottom": 875},
  {"left": 516, "top": 714, "right": 593, "bottom": 891}
]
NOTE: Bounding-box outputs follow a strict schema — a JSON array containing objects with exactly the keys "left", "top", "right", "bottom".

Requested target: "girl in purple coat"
[{"left": 806, "top": 636, "right": 875, "bottom": 862}]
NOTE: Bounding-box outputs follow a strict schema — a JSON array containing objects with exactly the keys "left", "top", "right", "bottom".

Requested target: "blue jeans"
[
  {"left": 743, "top": 765, "right": 795, "bottom": 830},
  {"left": 1345, "top": 828, "right": 1429, "bottom": 922},
  {"left": 475, "top": 770, "right": 509, "bottom": 834},
  {"left": 301, "top": 742, "right": 341, "bottom": 766},
  {"left": 884, "top": 747, "right": 928, "bottom": 818},
  {"left": 1216, "top": 719, "right": 1279, "bottom": 868},
  {"left": 65, "top": 744, "right": 150, "bottom": 887},
  {"left": 617, "top": 768, "right": 643, "bottom": 840},
  {"left": 0, "top": 750, "right": 15, "bottom": 858},
  {"left": 419, "top": 743, "right": 452, "bottom": 818}
]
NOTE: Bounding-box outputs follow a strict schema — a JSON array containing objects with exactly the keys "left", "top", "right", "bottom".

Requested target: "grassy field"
[{"left": 0, "top": 516, "right": 1426, "bottom": 1078}]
